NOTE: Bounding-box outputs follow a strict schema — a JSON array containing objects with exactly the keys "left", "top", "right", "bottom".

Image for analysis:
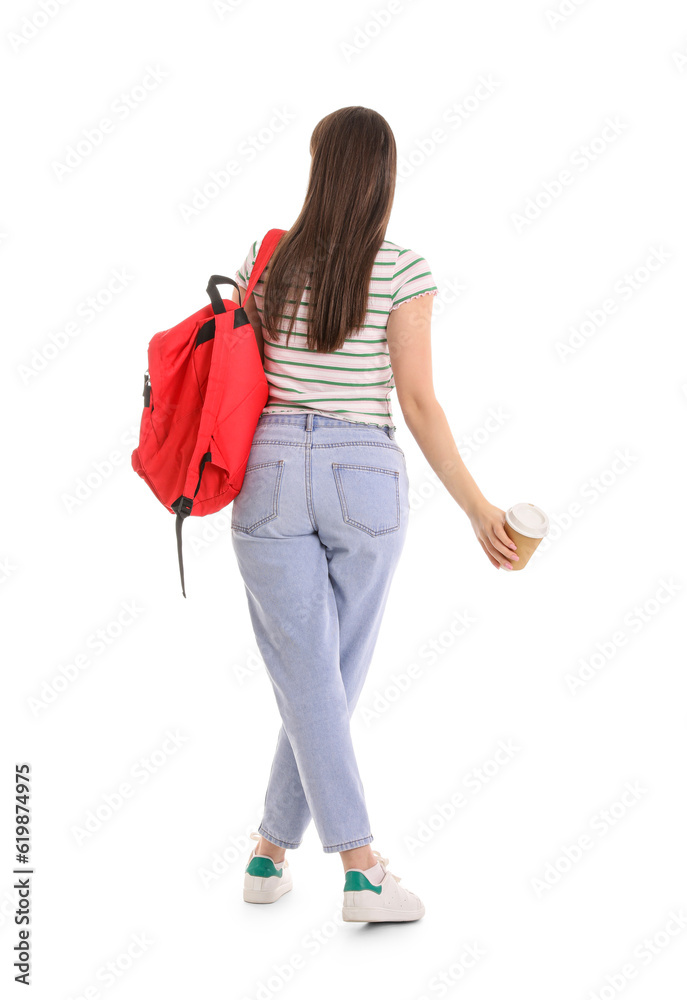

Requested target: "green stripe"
[
  {"left": 263, "top": 396, "right": 391, "bottom": 403},
  {"left": 250, "top": 284, "right": 396, "bottom": 294},
  {"left": 247, "top": 289, "right": 394, "bottom": 304},
  {"left": 265, "top": 404, "right": 390, "bottom": 418},
  {"left": 393, "top": 285, "right": 437, "bottom": 306},
  {"left": 277, "top": 313, "right": 396, "bottom": 325},
  {"left": 395, "top": 264, "right": 433, "bottom": 283},
  {"left": 270, "top": 311, "right": 390, "bottom": 327},
  {"left": 263, "top": 357, "right": 392, "bottom": 372},
  {"left": 247, "top": 288, "right": 399, "bottom": 320},
  {"left": 266, "top": 344, "right": 389, "bottom": 357},
  {"left": 395, "top": 260, "right": 425, "bottom": 279},
  {"left": 264, "top": 371, "right": 391, "bottom": 387},
  {"left": 268, "top": 330, "right": 390, "bottom": 344}
]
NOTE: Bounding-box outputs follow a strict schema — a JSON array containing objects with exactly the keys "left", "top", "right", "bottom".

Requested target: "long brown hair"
[{"left": 260, "top": 106, "right": 397, "bottom": 353}]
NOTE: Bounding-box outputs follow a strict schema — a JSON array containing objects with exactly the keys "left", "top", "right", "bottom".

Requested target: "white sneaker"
[
  {"left": 243, "top": 831, "right": 292, "bottom": 904},
  {"left": 342, "top": 850, "right": 425, "bottom": 922}
]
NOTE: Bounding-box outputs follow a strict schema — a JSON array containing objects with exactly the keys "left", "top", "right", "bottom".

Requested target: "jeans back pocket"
[
  {"left": 332, "top": 462, "right": 400, "bottom": 536},
  {"left": 231, "top": 460, "right": 284, "bottom": 533}
]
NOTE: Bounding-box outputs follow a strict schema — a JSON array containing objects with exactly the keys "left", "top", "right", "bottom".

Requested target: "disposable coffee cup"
[{"left": 503, "top": 503, "right": 549, "bottom": 571}]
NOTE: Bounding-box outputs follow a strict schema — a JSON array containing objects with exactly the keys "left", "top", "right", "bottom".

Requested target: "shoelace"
[
  {"left": 249, "top": 830, "right": 289, "bottom": 868},
  {"left": 371, "top": 849, "right": 402, "bottom": 882}
]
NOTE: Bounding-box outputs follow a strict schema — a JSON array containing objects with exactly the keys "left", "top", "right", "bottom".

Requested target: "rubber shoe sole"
[
  {"left": 243, "top": 875, "right": 292, "bottom": 904},
  {"left": 342, "top": 901, "right": 425, "bottom": 922}
]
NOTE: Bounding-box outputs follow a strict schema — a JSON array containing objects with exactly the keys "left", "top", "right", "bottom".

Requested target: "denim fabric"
[{"left": 231, "top": 412, "right": 410, "bottom": 853}]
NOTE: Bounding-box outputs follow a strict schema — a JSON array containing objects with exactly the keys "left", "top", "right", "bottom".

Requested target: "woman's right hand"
[{"left": 468, "top": 501, "right": 520, "bottom": 571}]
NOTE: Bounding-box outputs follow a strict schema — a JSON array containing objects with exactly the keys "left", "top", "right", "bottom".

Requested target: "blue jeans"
[{"left": 231, "top": 412, "right": 410, "bottom": 853}]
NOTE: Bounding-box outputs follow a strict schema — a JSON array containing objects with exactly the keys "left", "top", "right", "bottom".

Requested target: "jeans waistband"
[{"left": 256, "top": 412, "right": 396, "bottom": 440}]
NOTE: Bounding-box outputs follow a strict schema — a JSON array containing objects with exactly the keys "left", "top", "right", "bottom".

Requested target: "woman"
[{"left": 230, "top": 107, "right": 519, "bottom": 923}]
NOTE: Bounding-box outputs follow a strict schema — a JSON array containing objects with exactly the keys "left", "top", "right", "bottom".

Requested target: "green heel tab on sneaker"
[
  {"left": 343, "top": 870, "right": 382, "bottom": 894},
  {"left": 246, "top": 856, "right": 283, "bottom": 878}
]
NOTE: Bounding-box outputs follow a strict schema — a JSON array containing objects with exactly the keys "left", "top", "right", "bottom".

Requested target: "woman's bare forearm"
[{"left": 402, "top": 398, "right": 488, "bottom": 519}]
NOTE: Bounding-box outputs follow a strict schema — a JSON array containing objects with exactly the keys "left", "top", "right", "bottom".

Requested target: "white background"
[{"left": 2, "top": 0, "right": 687, "bottom": 997}]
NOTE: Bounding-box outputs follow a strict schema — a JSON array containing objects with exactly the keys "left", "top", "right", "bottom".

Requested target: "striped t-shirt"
[{"left": 234, "top": 237, "right": 438, "bottom": 429}]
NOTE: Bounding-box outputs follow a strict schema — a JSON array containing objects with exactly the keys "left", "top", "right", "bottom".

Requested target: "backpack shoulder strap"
[{"left": 243, "top": 228, "right": 286, "bottom": 305}]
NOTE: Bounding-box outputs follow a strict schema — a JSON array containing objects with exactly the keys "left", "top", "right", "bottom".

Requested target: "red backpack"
[{"left": 131, "top": 228, "right": 286, "bottom": 596}]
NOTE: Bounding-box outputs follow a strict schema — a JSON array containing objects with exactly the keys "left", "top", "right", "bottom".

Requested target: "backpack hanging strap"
[{"left": 171, "top": 450, "right": 212, "bottom": 598}]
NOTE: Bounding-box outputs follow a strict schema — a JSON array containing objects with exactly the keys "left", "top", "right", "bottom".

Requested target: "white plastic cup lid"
[{"left": 505, "top": 503, "right": 549, "bottom": 538}]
